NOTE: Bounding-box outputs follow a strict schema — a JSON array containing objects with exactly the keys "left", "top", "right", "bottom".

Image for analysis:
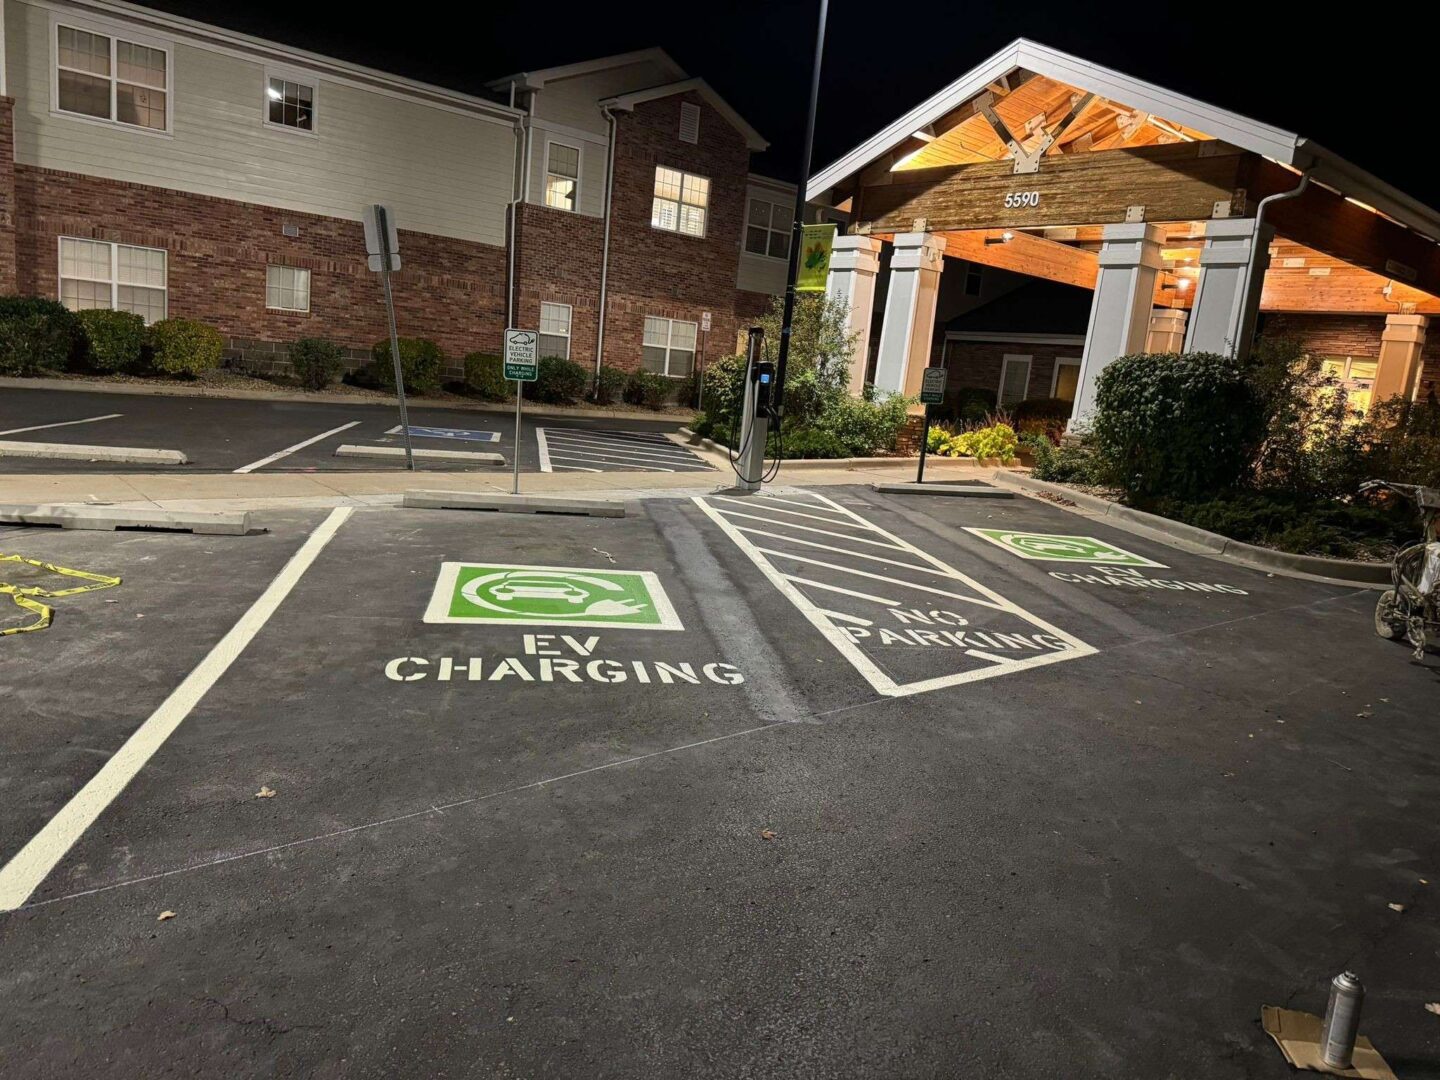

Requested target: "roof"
[
  {"left": 600, "top": 79, "right": 768, "bottom": 152},
  {"left": 944, "top": 280, "right": 1093, "bottom": 337},
  {"left": 808, "top": 39, "right": 1440, "bottom": 244},
  {"left": 486, "top": 48, "right": 686, "bottom": 92}
]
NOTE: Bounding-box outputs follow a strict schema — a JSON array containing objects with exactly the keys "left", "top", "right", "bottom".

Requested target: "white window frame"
[
  {"left": 1050, "top": 357, "right": 1081, "bottom": 399},
  {"left": 642, "top": 316, "right": 698, "bottom": 378},
  {"left": 57, "top": 236, "right": 168, "bottom": 323},
  {"left": 997, "top": 354, "right": 1033, "bottom": 407},
  {"left": 265, "top": 264, "right": 312, "bottom": 313},
  {"left": 543, "top": 139, "right": 582, "bottom": 212},
  {"left": 651, "top": 166, "right": 709, "bottom": 239},
  {"left": 743, "top": 196, "right": 791, "bottom": 261},
  {"left": 51, "top": 16, "right": 173, "bottom": 137},
  {"left": 538, "top": 302, "right": 573, "bottom": 360},
  {"left": 262, "top": 68, "right": 319, "bottom": 136}
]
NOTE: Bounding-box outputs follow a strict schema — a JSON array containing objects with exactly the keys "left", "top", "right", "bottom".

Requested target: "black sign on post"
[{"left": 916, "top": 366, "right": 946, "bottom": 484}]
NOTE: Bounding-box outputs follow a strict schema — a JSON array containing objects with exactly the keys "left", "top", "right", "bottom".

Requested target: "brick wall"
[
  {"left": 0, "top": 98, "right": 16, "bottom": 296},
  {"left": 940, "top": 340, "right": 1083, "bottom": 405},
  {"left": 1260, "top": 313, "right": 1384, "bottom": 359},
  {"left": 13, "top": 166, "right": 508, "bottom": 377}
]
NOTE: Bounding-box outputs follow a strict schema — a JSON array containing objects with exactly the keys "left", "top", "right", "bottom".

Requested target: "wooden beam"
[
  {"left": 940, "top": 229, "right": 1097, "bottom": 290},
  {"left": 858, "top": 142, "right": 1247, "bottom": 233}
]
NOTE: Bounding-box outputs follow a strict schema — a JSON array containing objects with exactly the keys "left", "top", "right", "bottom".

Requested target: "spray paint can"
[{"left": 1320, "top": 971, "right": 1364, "bottom": 1069}]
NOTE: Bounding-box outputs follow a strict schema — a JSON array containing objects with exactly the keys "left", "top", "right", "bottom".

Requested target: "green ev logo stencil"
[
  {"left": 423, "top": 563, "right": 683, "bottom": 630},
  {"left": 964, "top": 528, "right": 1166, "bottom": 568}
]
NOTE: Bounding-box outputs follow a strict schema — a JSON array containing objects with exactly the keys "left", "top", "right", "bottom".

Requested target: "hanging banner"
[{"left": 795, "top": 223, "right": 838, "bottom": 293}]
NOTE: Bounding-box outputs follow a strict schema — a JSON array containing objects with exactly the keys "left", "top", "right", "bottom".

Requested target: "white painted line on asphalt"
[
  {"left": 542, "top": 442, "right": 704, "bottom": 465},
  {"left": 552, "top": 464, "right": 603, "bottom": 473},
  {"left": 536, "top": 426, "right": 553, "bottom": 472},
  {"left": 0, "top": 413, "right": 122, "bottom": 436},
  {"left": 0, "top": 506, "right": 353, "bottom": 912},
  {"left": 710, "top": 508, "right": 907, "bottom": 550},
  {"left": 734, "top": 525, "right": 949, "bottom": 576},
  {"left": 789, "top": 576, "right": 900, "bottom": 606},
  {"left": 752, "top": 546, "right": 1004, "bottom": 609},
  {"left": 710, "top": 496, "right": 877, "bottom": 530},
  {"left": 819, "top": 610, "right": 874, "bottom": 626},
  {"left": 965, "top": 649, "right": 1011, "bottom": 664},
  {"left": 547, "top": 453, "right": 677, "bottom": 473},
  {"left": 540, "top": 434, "right": 705, "bottom": 462},
  {"left": 233, "top": 420, "right": 361, "bottom": 473}
]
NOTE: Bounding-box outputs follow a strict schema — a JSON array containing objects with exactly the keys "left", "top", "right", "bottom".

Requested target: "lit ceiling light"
[
  {"left": 984, "top": 231, "right": 1016, "bottom": 247},
  {"left": 1002, "top": 230, "right": 1014, "bottom": 242},
  {"left": 1177, "top": 277, "right": 1192, "bottom": 290}
]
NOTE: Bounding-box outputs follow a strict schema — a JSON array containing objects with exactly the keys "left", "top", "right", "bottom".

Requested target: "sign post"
[
  {"left": 916, "top": 366, "right": 946, "bottom": 484},
  {"left": 362, "top": 203, "right": 414, "bottom": 471},
  {"left": 504, "top": 328, "right": 538, "bottom": 495}
]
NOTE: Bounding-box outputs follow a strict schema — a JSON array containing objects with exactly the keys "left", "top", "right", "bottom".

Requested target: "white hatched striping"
[{"left": 536, "top": 426, "right": 712, "bottom": 473}]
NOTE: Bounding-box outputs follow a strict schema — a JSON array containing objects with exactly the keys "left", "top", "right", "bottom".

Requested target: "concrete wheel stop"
[
  {"left": 336, "top": 445, "right": 506, "bottom": 465},
  {"left": 871, "top": 482, "right": 1014, "bottom": 498},
  {"left": 402, "top": 490, "right": 625, "bottom": 518},
  {"left": 0, "top": 503, "right": 259, "bottom": 535}
]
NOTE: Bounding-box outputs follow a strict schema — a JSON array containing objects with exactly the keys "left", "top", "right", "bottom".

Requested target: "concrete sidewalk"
[{"left": 0, "top": 458, "right": 990, "bottom": 513}]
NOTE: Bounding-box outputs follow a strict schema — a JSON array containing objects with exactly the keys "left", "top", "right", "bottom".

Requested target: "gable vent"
[{"left": 678, "top": 102, "right": 700, "bottom": 144}]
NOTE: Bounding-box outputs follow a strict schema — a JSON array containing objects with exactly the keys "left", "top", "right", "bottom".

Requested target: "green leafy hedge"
[
  {"left": 463, "top": 352, "right": 508, "bottom": 401},
  {"left": 532, "top": 356, "right": 587, "bottom": 404},
  {"left": 289, "top": 338, "right": 345, "bottom": 390},
  {"left": 593, "top": 364, "right": 627, "bottom": 406},
  {"left": 370, "top": 337, "right": 444, "bottom": 394},
  {"left": 624, "top": 370, "right": 672, "bottom": 410},
  {"left": 78, "top": 309, "right": 147, "bottom": 372},
  {"left": 0, "top": 297, "right": 85, "bottom": 375},
  {"left": 149, "top": 317, "right": 224, "bottom": 376}
]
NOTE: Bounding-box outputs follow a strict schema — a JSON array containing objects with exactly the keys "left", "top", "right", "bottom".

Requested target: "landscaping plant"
[
  {"left": 289, "top": 337, "right": 345, "bottom": 390},
  {"left": 593, "top": 364, "right": 627, "bottom": 406},
  {"left": 369, "top": 336, "right": 444, "bottom": 394},
  {"left": 532, "top": 356, "right": 588, "bottom": 404},
  {"left": 149, "top": 317, "right": 225, "bottom": 377},
  {"left": 77, "top": 309, "right": 146, "bottom": 373},
  {"left": 624, "top": 370, "right": 672, "bottom": 410},
  {"left": 0, "top": 297, "right": 85, "bottom": 375},
  {"left": 462, "top": 352, "right": 509, "bottom": 401}
]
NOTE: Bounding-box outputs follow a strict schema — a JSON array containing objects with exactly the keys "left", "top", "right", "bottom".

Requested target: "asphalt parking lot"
[
  {"left": 0, "top": 386, "right": 709, "bottom": 474},
  {"left": 1, "top": 486, "right": 1437, "bottom": 1078}
]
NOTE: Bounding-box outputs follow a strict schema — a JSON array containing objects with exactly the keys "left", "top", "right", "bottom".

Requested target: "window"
[
  {"left": 1322, "top": 355, "right": 1378, "bottom": 414},
  {"left": 56, "top": 24, "right": 168, "bottom": 131},
  {"left": 998, "top": 354, "right": 1032, "bottom": 407},
  {"left": 59, "top": 237, "right": 167, "bottom": 323},
  {"left": 642, "top": 316, "right": 697, "bottom": 377},
  {"left": 964, "top": 264, "right": 984, "bottom": 297},
  {"left": 545, "top": 143, "right": 580, "bottom": 212},
  {"left": 744, "top": 198, "right": 790, "bottom": 260},
  {"left": 538, "top": 302, "right": 572, "bottom": 359},
  {"left": 265, "top": 265, "right": 311, "bottom": 312},
  {"left": 266, "top": 76, "right": 315, "bottom": 131},
  {"left": 651, "top": 167, "right": 708, "bottom": 237},
  {"left": 1051, "top": 358, "right": 1081, "bottom": 403}
]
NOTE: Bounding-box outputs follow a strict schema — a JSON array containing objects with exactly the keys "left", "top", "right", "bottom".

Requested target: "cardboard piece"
[{"left": 1260, "top": 1007, "right": 1396, "bottom": 1079}]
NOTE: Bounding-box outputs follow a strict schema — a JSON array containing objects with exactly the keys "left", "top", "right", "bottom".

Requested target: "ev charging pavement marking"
[
  {"left": 536, "top": 426, "right": 713, "bottom": 473},
  {"left": 694, "top": 490, "right": 1096, "bottom": 697},
  {"left": 0, "top": 506, "right": 353, "bottom": 911},
  {"left": 0, "top": 413, "right": 123, "bottom": 436},
  {"left": 234, "top": 420, "right": 361, "bottom": 473}
]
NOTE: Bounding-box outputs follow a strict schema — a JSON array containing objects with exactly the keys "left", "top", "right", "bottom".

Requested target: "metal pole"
[
  {"left": 772, "top": 0, "right": 829, "bottom": 413},
  {"left": 916, "top": 402, "right": 931, "bottom": 484},
  {"left": 512, "top": 380, "right": 523, "bottom": 495},
  {"left": 380, "top": 268, "right": 415, "bottom": 472}
]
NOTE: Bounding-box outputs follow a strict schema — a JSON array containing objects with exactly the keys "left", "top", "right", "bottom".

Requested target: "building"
[
  {"left": 0, "top": 0, "right": 798, "bottom": 383},
  {"left": 810, "top": 39, "right": 1440, "bottom": 423}
]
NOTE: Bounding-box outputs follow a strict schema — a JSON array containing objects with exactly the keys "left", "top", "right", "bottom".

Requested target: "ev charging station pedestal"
[{"left": 732, "top": 327, "right": 772, "bottom": 494}]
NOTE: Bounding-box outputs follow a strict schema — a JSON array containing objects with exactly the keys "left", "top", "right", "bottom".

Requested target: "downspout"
[
  {"left": 1238, "top": 169, "right": 1311, "bottom": 355},
  {"left": 593, "top": 105, "right": 618, "bottom": 391},
  {"left": 505, "top": 80, "right": 522, "bottom": 327},
  {"left": 507, "top": 85, "right": 536, "bottom": 329}
]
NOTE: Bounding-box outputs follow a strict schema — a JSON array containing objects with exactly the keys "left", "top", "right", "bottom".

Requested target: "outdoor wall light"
[{"left": 984, "top": 231, "right": 1016, "bottom": 246}]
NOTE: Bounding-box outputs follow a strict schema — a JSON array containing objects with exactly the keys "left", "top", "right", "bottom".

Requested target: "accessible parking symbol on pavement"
[
  {"left": 964, "top": 528, "right": 1166, "bottom": 568},
  {"left": 423, "top": 563, "right": 684, "bottom": 630},
  {"left": 385, "top": 425, "right": 501, "bottom": 443}
]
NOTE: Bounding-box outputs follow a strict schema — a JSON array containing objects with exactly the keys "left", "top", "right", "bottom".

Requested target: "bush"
[
  {"left": 625, "top": 370, "right": 672, "bottom": 410},
  {"left": 149, "top": 317, "right": 225, "bottom": 376},
  {"left": 1024, "top": 434, "right": 1106, "bottom": 484},
  {"left": 811, "top": 389, "right": 912, "bottom": 456},
  {"left": 941, "top": 422, "right": 1018, "bottom": 463},
  {"left": 289, "top": 338, "right": 344, "bottom": 390},
  {"left": 370, "top": 337, "right": 444, "bottom": 394},
  {"left": 0, "top": 297, "right": 85, "bottom": 375},
  {"left": 593, "top": 364, "right": 627, "bottom": 406},
  {"left": 532, "top": 355, "right": 587, "bottom": 404},
  {"left": 690, "top": 414, "right": 714, "bottom": 439},
  {"left": 77, "top": 309, "right": 146, "bottom": 373},
  {"left": 780, "top": 427, "right": 850, "bottom": 459},
  {"left": 955, "top": 387, "right": 998, "bottom": 423},
  {"left": 1093, "top": 351, "right": 1266, "bottom": 501},
  {"left": 1147, "top": 491, "right": 1412, "bottom": 559},
  {"left": 462, "top": 352, "right": 508, "bottom": 401}
]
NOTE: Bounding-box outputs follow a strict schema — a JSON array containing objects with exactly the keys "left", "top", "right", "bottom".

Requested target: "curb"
[
  {"left": 402, "top": 490, "right": 625, "bottom": 518},
  {"left": 0, "top": 375, "right": 694, "bottom": 424},
  {"left": 0, "top": 439, "right": 187, "bottom": 465},
  {"left": 334, "top": 445, "right": 506, "bottom": 464},
  {"left": 872, "top": 482, "right": 1013, "bottom": 498},
  {"left": 676, "top": 428, "right": 988, "bottom": 472},
  {"left": 993, "top": 472, "right": 1391, "bottom": 587},
  {"left": 0, "top": 502, "right": 256, "bottom": 535}
]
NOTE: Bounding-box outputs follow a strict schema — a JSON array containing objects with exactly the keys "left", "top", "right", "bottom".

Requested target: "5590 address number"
[{"left": 1003, "top": 191, "right": 1041, "bottom": 208}]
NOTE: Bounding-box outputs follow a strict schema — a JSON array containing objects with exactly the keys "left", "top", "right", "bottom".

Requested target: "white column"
[
  {"left": 825, "top": 235, "right": 884, "bottom": 397},
  {"left": 1182, "top": 218, "right": 1273, "bottom": 358},
  {"left": 1070, "top": 223, "right": 1164, "bottom": 430},
  {"left": 873, "top": 232, "right": 946, "bottom": 399},
  {"left": 1146, "top": 308, "right": 1188, "bottom": 354}
]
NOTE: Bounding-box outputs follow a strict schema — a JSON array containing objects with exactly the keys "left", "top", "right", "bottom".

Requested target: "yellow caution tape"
[{"left": 0, "top": 554, "right": 121, "bottom": 636}]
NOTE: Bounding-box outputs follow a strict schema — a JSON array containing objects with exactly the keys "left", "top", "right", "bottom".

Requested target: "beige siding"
[
  {"left": 527, "top": 130, "right": 607, "bottom": 217},
  {"left": 534, "top": 60, "right": 674, "bottom": 136},
  {"left": 8, "top": 1, "right": 517, "bottom": 245},
  {"left": 736, "top": 180, "right": 794, "bottom": 295}
]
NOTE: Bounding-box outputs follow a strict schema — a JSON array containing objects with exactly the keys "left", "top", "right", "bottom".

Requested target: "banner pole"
[{"left": 512, "top": 380, "right": 522, "bottom": 495}]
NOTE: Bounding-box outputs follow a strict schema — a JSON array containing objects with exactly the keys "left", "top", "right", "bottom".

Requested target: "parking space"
[
  {"left": 537, "top": 423, "right": 714, "bottom": 472},
  {"left": 1, "top": 487, "right": 1437, "bottom": 1078}
]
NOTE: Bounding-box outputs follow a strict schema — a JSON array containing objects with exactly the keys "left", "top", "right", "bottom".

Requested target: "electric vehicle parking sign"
[{"left": 423, "top": 563, "right": 684, "bottom": 630}]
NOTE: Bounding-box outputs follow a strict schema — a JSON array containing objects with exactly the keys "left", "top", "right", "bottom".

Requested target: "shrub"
[
  {"left": 289, "top": 338, "right": 345, "bottom": 390},
  {"left": 593, "top": 364, "right": 627, "bottom": 406},
  {"left": 0, "top": 297, "right": 85, "bottom": 375},
  {"left": 532, "top": 355, "right": 587, "bottom": 404},
  {"left": 1025, "top": 434, "right": 1106, "bottom": 485},
  {"left": 370, "top": 336, "right": 444, "bottom": 394},
  {"left": 1013, "top": 396, "right": 1073, "bottom": 422},
  {"left": 926, "top": 423, "right": 952, "bottom": 453},
  {"left": 955, "top": 387, "right": 998, "bottom": 423},
  {"left": 811, "top": 389, "right": 912, "bottom": 456},
  {"left": 625, "top": 370, "right": 672, "bottom": 410},
  {"left": 941, "top": 422, "right": 1018, "bottom": 463},
  {"left": 149, "top": 317, "right": 225, "bottom": 376},
  {"left": 1148, "top": 491, "right": 1412, "bottom": 558},
  {"left": 462, "top": 352, "right": 508, "bottom": 401},
  {"left": 780, "top": 427, "right": 850, "bottom": 459},
  {"left": 77, "top": 309, "right": 146, "bottom": 373},
  {"left": 1093, "top": 351, "right": 1266, "bottom": 501}
]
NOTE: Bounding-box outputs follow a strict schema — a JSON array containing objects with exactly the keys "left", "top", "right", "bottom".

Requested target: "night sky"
[{"left": 138, "top": 1, "right": 1432, "bottom": 208}]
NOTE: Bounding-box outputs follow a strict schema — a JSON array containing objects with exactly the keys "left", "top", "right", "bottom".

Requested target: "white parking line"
[
  {"left": 540, "top": 432, "right": 703, "bottom": 458},
  {"left": 0, "top": 506, "right": 353, "bottom": 911},
  {"left": 541, "top": 438, "right": 704, "bottom": 463},
  {"left": 0, "top": 413, "right": 122, "bottom": 436},
  {"left": 535, "top": 426, "right": 553, "bottom": 472},
  {"left": 233, "top": 421, "right": 360, "bottom": 473},
  {"left": 537, "top": 425, "right": 712, "bottom": 473}
]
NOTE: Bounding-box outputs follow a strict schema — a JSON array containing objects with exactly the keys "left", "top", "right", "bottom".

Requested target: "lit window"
[
  {"left": 265, "top": 265, "right": 311, "bottom": 312},
  {"left": 538, "top": 302, "right": 572, "bottom": 359},
  {"left": 642, "top": 316, "right": 697, "bottom": 377},
  {"left": 57, "top": 25, "right": 168, "bottom": 131},
  {"left": 651, "top": 167, "right": 708, "bottom": 237},
  {"left": 744, "top": 198, "right": 791, "bottom": 260},
  {"left": 545, "top": 144, "right": 580, "bottom": 211},
  {"left": 266, "top": 77, "right": 315, "bottom": 131},
  {"left": 59, "top": 237, "right": 167, "bottom": 323}
]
